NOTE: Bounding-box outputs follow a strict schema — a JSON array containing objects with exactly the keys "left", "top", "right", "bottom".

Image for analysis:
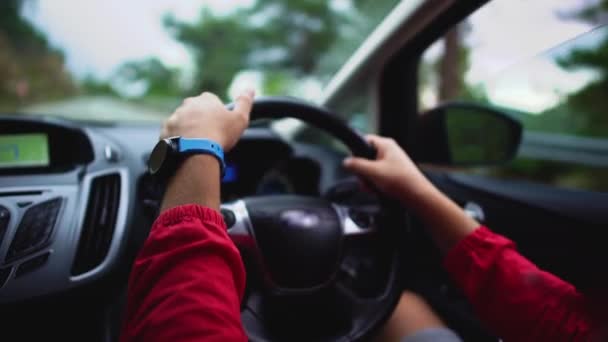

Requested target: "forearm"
[
  {"left": 121, "top": 205, "right": 247, "bottom": 342},
  {"left": 121, "top": 89, "right": 252, "bottom": 341},
  {"left": 401, "top": 180, "right": 479, "bottom": 253},
  {"left": 122, "top": 157, "right": 248, "bottom": 341},
  {"left": 161, "top": 154, "right": 221, "bottom": 212},
  {"left": 406, "top": 180, "right": 595, "bottom": 340},
  {"left": 444, "top": 227, "right": 594, "bottom": 341}
]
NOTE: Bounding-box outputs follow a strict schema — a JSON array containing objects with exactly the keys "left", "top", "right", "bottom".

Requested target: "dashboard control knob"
[
  {"left": 104, "top": 145, "right": 121, "bottom": 163},
  {"left": 221, "top": 209, "right": 236, "bottom": 228},
  {"left": 464, "top": 202, "right": 485, "bottom": 222}
]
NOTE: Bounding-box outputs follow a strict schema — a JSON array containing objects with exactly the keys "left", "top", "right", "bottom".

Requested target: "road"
[{"left": 21, "top": 96, "right": 170, "bottom": 122}]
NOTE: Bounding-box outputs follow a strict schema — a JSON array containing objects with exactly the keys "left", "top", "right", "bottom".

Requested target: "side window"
[{"left": 419, "top": 0, "right": 608, "bottom": 192}]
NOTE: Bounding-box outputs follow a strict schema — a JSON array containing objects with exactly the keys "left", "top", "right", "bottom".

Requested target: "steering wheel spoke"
[
  {"left": 332, "top": 203, "right": 377, "bottom": 237},
  {"left": 221, "top": 200, "right": 253, "bottom": 239}
]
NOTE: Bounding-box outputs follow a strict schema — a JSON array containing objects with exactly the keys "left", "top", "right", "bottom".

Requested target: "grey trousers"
[{"left": 401, "top": 328, "right": 463, "bottom": 342}]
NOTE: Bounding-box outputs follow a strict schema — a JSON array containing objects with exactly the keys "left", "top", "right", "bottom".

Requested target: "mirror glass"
[{"left": 445, "top": 106, "right": 520, "bottom": 164}]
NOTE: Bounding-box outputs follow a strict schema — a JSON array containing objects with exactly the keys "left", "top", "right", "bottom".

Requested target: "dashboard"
[
  {"left": 208, "top": 135, "right": 322, "bottom": 200},
  {"left": 0, "top": 116, "right": 347, "bottom": 304}
]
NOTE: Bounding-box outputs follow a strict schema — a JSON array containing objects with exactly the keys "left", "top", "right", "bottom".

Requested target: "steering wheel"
[{"left": 222, "top": 96, "right": 404, "bottom": 341}]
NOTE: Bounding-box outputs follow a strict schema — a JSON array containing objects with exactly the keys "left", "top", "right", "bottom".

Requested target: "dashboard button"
[
  {"left": 6, "top": 198, "right": 62, "bottom": 262},
  {"left": 221, "top": 209, "right": 236, "bottom": 228},
  {"left": 15, "top": 252, "right": 50, "bottom": 278}
]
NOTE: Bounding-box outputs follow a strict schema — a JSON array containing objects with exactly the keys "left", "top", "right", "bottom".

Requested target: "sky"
[
  {"left": 22, "top": 0, "right": 254, "bottom": 79},
  {"left": 466, "top": 0, "right": 599, "bottom": 113},
  {"left": 20, "top": 0, "right": 605, "bottom": 111}
]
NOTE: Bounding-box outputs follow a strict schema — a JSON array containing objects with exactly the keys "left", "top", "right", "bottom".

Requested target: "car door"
[{"left": 412, "top": 0, "right": 608, "bottom": 336}]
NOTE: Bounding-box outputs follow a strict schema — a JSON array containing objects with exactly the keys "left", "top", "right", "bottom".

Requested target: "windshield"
[{"left": 0, "top": 0, "right": 399, "bottom": 122}]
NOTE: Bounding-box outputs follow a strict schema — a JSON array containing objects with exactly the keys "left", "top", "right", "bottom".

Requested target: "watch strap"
[{"left": 177, "top": 138, "right": 226, "bottom": 176}]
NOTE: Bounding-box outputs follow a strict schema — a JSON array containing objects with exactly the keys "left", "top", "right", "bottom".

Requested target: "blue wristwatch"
[{"left": 148, "top": 136, "right": 226, "bottom": 179}]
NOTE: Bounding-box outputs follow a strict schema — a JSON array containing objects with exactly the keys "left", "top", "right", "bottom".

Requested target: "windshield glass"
[{"left": 0, "top": 0, "right": 399, "bottom": 122}]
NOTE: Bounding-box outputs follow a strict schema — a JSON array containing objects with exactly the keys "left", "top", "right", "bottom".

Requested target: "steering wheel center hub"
[{"left": 246, "top": 196, "right": 343, "bottom": 292}]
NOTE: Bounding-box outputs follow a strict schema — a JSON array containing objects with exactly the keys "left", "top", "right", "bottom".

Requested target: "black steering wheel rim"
[
  {"left": 226, "top": 96, "right": 403, "bottom": 342},
  {"left": 237, "top": 96, "right": 377, "bottom": 160}
]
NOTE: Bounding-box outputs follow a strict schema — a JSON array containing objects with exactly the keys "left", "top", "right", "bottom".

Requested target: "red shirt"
[
  {"left": 444, "top": 227, "right": 600, "bottom": 341},
  {"left": 120, "top": 205, "right": 599, "bottom": 341},
  {"left": 120, "top": 205, "right": 247, "bottom": 342}
]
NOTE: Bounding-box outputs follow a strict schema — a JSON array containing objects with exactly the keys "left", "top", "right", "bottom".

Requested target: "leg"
[{"left": 376, "top": 291, "right": 461, "bottom": 342}]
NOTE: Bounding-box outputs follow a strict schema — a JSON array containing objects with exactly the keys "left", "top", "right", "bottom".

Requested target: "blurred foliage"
[
  {"left": 246, "top": 0, "right": 341, "bottom": 74},
  {"left": 80, "top": 75, "right": 117, "bottom": 97},
  {"left": 552, "top": 45, "right": 608, "bottom": 138},
  {"left": 419, "top": 22, "right": 489, "bottom": 108},
  {"left": 0, "top": 0, "right": 75, "bottom": 111},
  {"left": 566, "top": 0, "right": 608, "bottom": 24},
  {"left": 164, "top": 8, "right": 252, "bottom": 98},
  {"left": 161, "top": 0, "right": 399, "bottom": 98},
  {"left": 521, "top": 0, "right": 608, "bottom": 139},
  {"left": 114, "top": 57, "right": 182, "bottom": 98}
]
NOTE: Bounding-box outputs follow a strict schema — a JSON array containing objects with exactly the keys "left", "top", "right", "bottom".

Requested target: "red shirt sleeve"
[
  {"left": 120, "top": 204, "right": 247, "bottom": 342},
  {"left": 443, "top": 226, "right": 599, "bottom": 342}
]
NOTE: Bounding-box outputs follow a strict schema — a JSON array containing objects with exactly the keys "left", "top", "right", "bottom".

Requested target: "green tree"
[
  {"left": 164, "top": 1, "right": 344, "bottom": 97},
  {"left": 113, "top": 57, "right": 182, "bottom": 98},
  {"left": 555, "top": 43, "right": 608, "bottom": 138},
  {"left": 246, "top": 0, "right": 340, "bottom": 74},
  {"left": 164, "top": 8, "right": 252, "bottom": 97},
  {"left": 418, "top": 21, "right": 488, "bottom": 109},
  {"left": 0, "top": 0, "right": 75, "bottom": 109},
  {"left": 0, "top": 0, "right": 49, "bottom": 52},
  {"left": 533, "top": 0, "right": 608, "bottom": 138},
  {"left": 161, "top": 0, "right": 399, "bottom": 98},
  {"left": 81, "top": 75, "right": 117, "bottom": 96}
]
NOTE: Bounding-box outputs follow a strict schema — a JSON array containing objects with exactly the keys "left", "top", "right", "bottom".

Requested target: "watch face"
[{"left": 148, "top": 140, "right": 170, "bottom": 174}]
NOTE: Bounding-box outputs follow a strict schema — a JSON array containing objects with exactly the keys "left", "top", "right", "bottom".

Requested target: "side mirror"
[{"left": 414, "top": 102, "right": 522, "bottom": 166}]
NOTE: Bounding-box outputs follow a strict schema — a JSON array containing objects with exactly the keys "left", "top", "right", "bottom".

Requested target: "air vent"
[{"left": 72, "top": 173, "right": 121, "bottom": 275}]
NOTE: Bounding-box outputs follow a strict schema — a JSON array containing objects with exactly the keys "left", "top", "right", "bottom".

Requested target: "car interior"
[{"left": 1, "top": 0, "right": 608, "bottom": 341}]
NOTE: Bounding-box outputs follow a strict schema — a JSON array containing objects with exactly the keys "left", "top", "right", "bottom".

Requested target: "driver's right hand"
[{"left": 160, "top": 90, "right": 255, "bottom": 152}]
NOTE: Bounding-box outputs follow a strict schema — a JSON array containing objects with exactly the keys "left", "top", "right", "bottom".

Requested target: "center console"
[{"left": 0, "top": 117, "right": 130, "bottom": 303}]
